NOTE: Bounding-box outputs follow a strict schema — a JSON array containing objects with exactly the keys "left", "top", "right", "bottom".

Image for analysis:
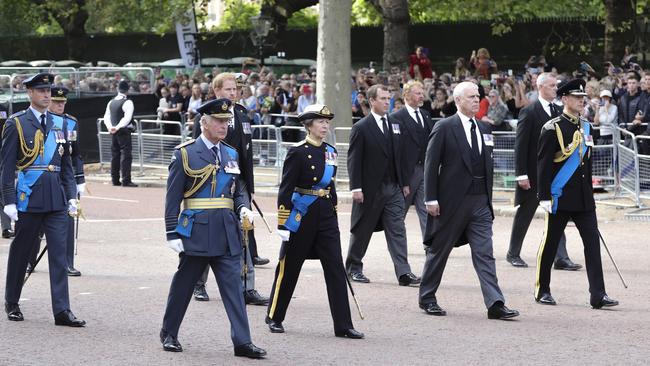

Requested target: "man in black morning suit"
[
  {"left": 391, "top": 80, "right": 435, "bottom": 238},
  {"left": 507, "top": 73, "right": 581, "bottom": 270},
  {"left": 345, "top": 84, "right": 420, "bottom": 286},
  {"left": 419, "top": 82, "right": 518, "bottom": 320}
]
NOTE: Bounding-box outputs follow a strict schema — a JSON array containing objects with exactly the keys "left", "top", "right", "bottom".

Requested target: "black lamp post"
[{"left": 250, "top": 15, "right": 272, "bottom": 67}]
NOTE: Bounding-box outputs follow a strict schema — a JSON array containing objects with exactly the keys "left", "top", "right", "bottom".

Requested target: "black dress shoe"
[
  {"left": 335, "top": 328, "right": 364, "bottom": 339},
  {"left": 112, "top": 181, "right": 121, "bottom": 186},
  {"left": 234, "top": 343, "right": 267, "bottom": 359},
  {"left": 162, "top": 334, "right": 183, "bottom": 352},
  {"left": 535, "top": 292, "right": 557, "bottom": 305},
  {"left": 5, "top": 303, "right": 24, "bottom": 321},
  {"left": 67, "top": 267, "right": 81, "bottom": 276},
  {"left": 122, "top": 181, "right": 139, "bottom": 187},
  {"left": 2, "top": 229, "right": 14, "bottom": 238},
  {"left": 487, "top": 302, "right": 520, "bottom": 320},
  {"left": 554, "top": 260, "right": 582, "bottom": 271},
  {"left": 265, "top": 316, "right": 284, "bottom": 333},
  {"left": 54, "top": 310, "right": 86, "bottom": 327},
  {"left": 244, "top": 289, "right": 269, "bottom": 306},
  {"left": 398, "top": 272, "right": 421, "bottom": 286},
  {"left": 253, "top": 256, "right": 270, "bottom": 266},
  {"left": 591, "top": 295, "right": 619, "bottom": 309},
  {"left": 193, "top": 285, "right": 209, "bottom": 301},
  {"left": 419, "top": 302, "right": 447, "bottom": 316},
  {"left": 506, "top": 256, "right": 528, "bottom": 268},
  {"left": 349, "top": 272, "right": 370, "bottom": 283}
]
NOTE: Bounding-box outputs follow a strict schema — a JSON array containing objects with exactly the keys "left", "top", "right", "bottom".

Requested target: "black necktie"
[
  {"left": 469, "top": 118, "right": 480, "bottom": 158},
  {"left": 549, "top": 102, "right": 558, "bottom": 117},
  {"left": 40, "top": 114, "right": 46, "bottom": 132},
  {"left": 381, "top": 116, "right": 390, "bottom": 142},
  {"left": 211, "top": 145, "right": 221, "bottom": 165},
  {"left": 414, "top": 110, "right": 423, "bottom": 128}
]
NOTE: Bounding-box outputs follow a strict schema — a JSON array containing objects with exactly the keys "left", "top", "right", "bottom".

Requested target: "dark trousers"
[
  {"left": 0, "top": 194, "right": 11, "bottom": 231},
  {"left": 5, "top": 210, "right": 70, "bottom": 315},
  {"left": 508, "top": 196, "right": 571, "bottom": 263},
  {"left": 419, "top": 194, "right": 505, "bottom": 308},
  {"left": 267, "top": 200, "right": 353, "bottom": 332},
  {"left": 111, "top": 130, "right": 133, "bottom": 184},
  {"left": 346, "top": 182, "right": 412, "bottom": 279},
  {"left": 66, "top": 215, "right": 75, "bottom": 268},
  {"left": 535, "top": 210, "right": 606, "bottom": 303},
  {"left": 162, "top": 253, "right": 251, "bottom": 346}
]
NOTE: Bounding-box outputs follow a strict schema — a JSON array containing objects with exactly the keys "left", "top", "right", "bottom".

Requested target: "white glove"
[
  {"left": 539, "top": 200, "right": 552, "bottom": 213},
  {"left": 76, "top": 183, "right": 86, "bottom": 197},
  {"left": 68, "top": 199, "right": 78, "bottom": 216},
  {"left": 277, "top": 229, "right": 290, "bottom": 242},
  {"left": 3, "top": 204, "right": 18, "bottom": 222},
  {"left": 239, "top": 207, "right": 254, "bottom": 223},
  {"left": 166, "top": 239, "right": 184, "bottom": 254}
]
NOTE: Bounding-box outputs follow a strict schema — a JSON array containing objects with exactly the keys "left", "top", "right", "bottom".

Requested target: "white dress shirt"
[
  {"left": 103, "top": 92, "right": 135, "bottom": 131},
  {"left": 200, "top": 134, "right": 221, "bottom": 163},
  {"left": 516, "top": 96, "right": 554, "bottom": 182},
  {"left": 29, "top": 106, "right": 47, "bottom": 127},
  {"left": 350, "top": 110, "right": 388, "bottom": 193},
  {"left": 404, "top": 103, "right": 423, "bottom": 128}
]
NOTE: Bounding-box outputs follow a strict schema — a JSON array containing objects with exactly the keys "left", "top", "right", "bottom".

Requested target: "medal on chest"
[
  {"left": 325, "top": 151, "right": 338, "bottom": 166},
  {"left": 58, "top": 145, "right": 65, "bottom": 156}
]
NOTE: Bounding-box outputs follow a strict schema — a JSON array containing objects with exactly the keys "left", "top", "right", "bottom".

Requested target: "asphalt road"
[{"left": 0, "top": 182, "right": 647, "bottom": 365}]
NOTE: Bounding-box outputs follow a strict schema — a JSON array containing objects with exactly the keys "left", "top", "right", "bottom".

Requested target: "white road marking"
[
  {"left": 83, "top": 196, "right": 139, "bottom": 203},
  {"left": 138, "top": 287, "right": 150, "bottom": 290},
  {"left": 79, "top": 292, "right": 93, "bottom": 295},
  {"left": 85, "top": 218, "right": 163, "bottom": 223},
  {"left": 19, "top": 298, "right": 30, "bottom": 301}
]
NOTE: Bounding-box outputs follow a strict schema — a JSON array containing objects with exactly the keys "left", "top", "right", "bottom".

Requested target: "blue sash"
[
  {"left": 550, "top": 122, "right": 590, "bottom": 214},
  {"left": 284, "top": 145, "right": 335, "bottom": 232},
  {"left": 16, "top": 114, "right": 65, "bottom": 211}
]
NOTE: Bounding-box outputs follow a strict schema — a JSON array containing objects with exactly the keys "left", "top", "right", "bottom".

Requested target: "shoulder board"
[
  {"left": 8, "top": 110, "right": 27, "bottom": 119},
  {"left": 221, "top": 141, "right": 237, "bottom": 152},
  {"left": 49, "top": 111, "right": 64, "bottom": 118},
  {"left": 293, "top": 139, "right": 307, "bottom": 147},
  {"left": 542, "top": 117, "right": 560, "bottom": 131},
  {"left": 234, "top": 102, "right": 247, "bottom": 110},
  {"left": 174, "top": 139, "right": 196, "bottom": 149},
  {"left": 64, "top": 113, "right": 78, "bottom": 122}
]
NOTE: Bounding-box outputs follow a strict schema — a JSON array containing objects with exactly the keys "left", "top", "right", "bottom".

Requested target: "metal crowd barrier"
[
  {"left": 492, "top": 131, "right": 516, "bottom": 191},
  {"left": 138, "top": 119, "right": 185, "bottom": 168},
  {"left": 96, "top": 118, "right": 144, "bottom": 174}
]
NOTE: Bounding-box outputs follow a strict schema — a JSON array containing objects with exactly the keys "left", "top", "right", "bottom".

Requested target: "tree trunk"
[
  {"left": 602, "top": 0, "right": 634, "bottom": 63},
  {"left": 369, "top": 0, "right": 410, "bottom": 70},
  {"left": 317, "top": 0, "right": 352, "bottom": 142}
]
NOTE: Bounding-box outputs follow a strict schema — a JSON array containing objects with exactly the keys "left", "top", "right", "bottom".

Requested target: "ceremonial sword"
[{"left": 598, "top": 229, "right": 628, "bottom": 289}]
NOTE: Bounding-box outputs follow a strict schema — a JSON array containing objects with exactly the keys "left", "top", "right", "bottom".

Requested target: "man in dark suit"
[
  {"left": 391, "top": 80, "right": 435, "bottom": 238},
  {"left": 160, "top": 98, "right": 266, "bottom": 358},
  {"left": 419, "top": 81, "right": 519, "bottom": 320},
  {"left": 345, "top": 84, "right": 420, "bottom": 286},
  {"left": 507, "top": 73, "right": 581, "bottom": 270}
]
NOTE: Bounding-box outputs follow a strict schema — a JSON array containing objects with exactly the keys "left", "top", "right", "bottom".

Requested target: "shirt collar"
[
  {"left": 200, "top": 134, "right": 219, "bottom": 150},
  {"left": 29, "top": 106, "right": 47, "bottom": 121},
  {"left": 370, "top": 110, "right": 386, "bottom": 123},
  {"left": 456, "top": 110, "right": 474, "bottom": 125},
  {"left": 538, "top": 95, "right": 553, "bottom": 107},
  {"left": 404, "top": 103, "right": 419, "bottom": 115},
  {"left": 117, "top": 92, "right": 127, "bottom": 99}
]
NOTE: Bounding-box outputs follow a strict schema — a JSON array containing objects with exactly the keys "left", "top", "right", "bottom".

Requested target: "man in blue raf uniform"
[
  {"left": 50, "top": 86, "right": 85, "bottom": 276},
  {"left": 160, "top": 98, "right": 266, "bottom": 359},
  {"left": 535, "top": 79, "right": 618, "bottom": 309},
  {"left": 1, "top": 73, "right": 85, "bottom": 326}
]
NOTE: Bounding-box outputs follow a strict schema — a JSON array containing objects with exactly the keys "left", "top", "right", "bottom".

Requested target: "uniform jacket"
[
  {"left": 165, "top": 138, "right": 246, "bottom": 256},
  {"left": 348, "top": 114, "right": 405, "bottom": 231},
  {"left": 537, "top": 114, "right": 595, "bottom": 212},
  {"left": 65, "top": 114, "right": 85, "bottom": 185},
  {"left": 1, "top": 109, "right": 75, "bottom": 212},
  {"left": 423, "top": 114, "right": 494, "bottom": 250},
  {"left": 391, "top": 106, "right": 435, "bottom": 183}
]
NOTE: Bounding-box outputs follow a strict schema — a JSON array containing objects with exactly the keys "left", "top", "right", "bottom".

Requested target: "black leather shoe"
[
  {"left": 67, "top": 267, "right": 81, "bottom": 276},
  {"left": 419, "top": 302, "right": 446, "bottom": 316},
  {"left": 398, "top": 272, "right": 421, "bottom": 286},
  {"left": 244, "top": 289, "right": 269, "bottom": 306},
  {"left": 335, "top": 328, "right": 364, "bottom": 339},
  {"left": 162, "top": 334, "right": 183, "bottom": 352},
  {"left": 5, "top": 303, "right": 23, "bottom": 321},
  {"left": 535, "top": 292, "right": 557, "bottom": 305},
  {"left": 349, "top": 272, "right": 370, "bottom": 283},
  {"left": 112, "top": 181, "right": 121, "bottom": 186},
  {"left": 265, "top": 316, "right": 284, "bottom": 333},
  {"left": 234, "top": 343, "right": 267, "bottom": 359},
  {"left": 122, "top": 181, "right": 139, "bottom": 187},
  {"left": 506, "top": 256, "right": 528, "bottom": 268},
  {"left": 54, "top": 310, "right": 86, "bottom": 327},
  {"left": 193, "top": 285, "right": 209, "bottom": 301},
  {"left": 253, "top": 256, "right": 270, "bottom": 266},
  {"left": 487, "top": 302, "right": 519, "bottom": 320},
  {"left": 554, "top": 260, "right": 582, "bottom": 271},
  {"left": 2, "top": 229, "right": 14, "bottom": 238},
  {"left": 591, "top": 295, "right": 619, "bottom": 309}
]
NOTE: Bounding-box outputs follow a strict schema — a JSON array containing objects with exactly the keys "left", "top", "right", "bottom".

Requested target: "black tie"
[
  {"left": 469, "top": 119, "right": 480, "bottom": 158},
  {"left": 211, "top": 145, "right": 221, "bottom": 165},
  {"left": 549, "top": 102, "right": 558, "bottom": 117},
  {"left": 40, "top": 114, "right": 46, "bottom": 132},
  {"left": 414, "top": 110, "right": 423, "bottom": 128},
  {"left": 381, "top": 116, "right": 390, "bottom": 141}
]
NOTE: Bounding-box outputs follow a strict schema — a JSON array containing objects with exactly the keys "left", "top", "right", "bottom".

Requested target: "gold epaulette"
[
  {"left": 175, "top": 139, "right": 196, "bottom": 149},
  {"left": 542, "top": 117, "right": 560, "bottom": 131},
  {"left": 64, "top": 113, "right": 78, "bottom": 121},
  {"left": 278, "top": 204, "right": 290, "bottom": 226},
  {"left": 14, "top": 116, "right": 44, "bottom": 170},
  {"left": 180, "top": 147, "right": 216, "bottom": 198}
]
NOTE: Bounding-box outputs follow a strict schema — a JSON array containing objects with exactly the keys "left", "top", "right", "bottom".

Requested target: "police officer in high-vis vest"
[
  {"left": 160, "top": 98, "right": 266, "bottom": 359},
  {"left": 50, "top": 86, "right": 85, "bottom": 276},
  {"left": 266, "top": 104, "right": 364, "bottom": 339},
  {"left": 1, "top": 73, "right": 85, "bottom": 326},
  {"left": 535, "top": 79, "right": 618, "bottom": 310}
]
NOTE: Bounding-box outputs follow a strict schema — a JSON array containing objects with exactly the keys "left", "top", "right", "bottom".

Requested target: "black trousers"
[
  {"left": 111, "top": 130, "right": 133, "bottom": 184},
  {"left": 267, "top": 199, "right": 353, "bottom": 332},
  {"left": 508, "top": 196, "right": 571, "bottom": 263},
  {"left": 535, "top": 209, "right": 606, "bottom": 303}
]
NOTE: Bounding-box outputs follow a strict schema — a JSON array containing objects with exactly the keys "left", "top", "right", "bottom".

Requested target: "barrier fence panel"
[
  {"left": 96, "top": 118, "right": 143, "bottom": 174},
  {"left": 492, "top": 131, "right": 516, "bottom": 191},
  {"left": 636, "top": 135, "right": 650, "bottom": 200},
  {"left": 251, "top": 125, "right": 281, "bottom": 186},
  {"left": 334, "top": 127, "right": 352, "bottom": 185},
  {"left": 617, "top": 128, "right": 640, "bottom": 205},
  {"left": 591, "top": 126, "right": 616, "bottom": 190},
  {"left": 137, "top": 119, "right": 184, "bottom": 168},
  {"left": 278, "top": 125, "right": 308, "bottom": 163}
]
